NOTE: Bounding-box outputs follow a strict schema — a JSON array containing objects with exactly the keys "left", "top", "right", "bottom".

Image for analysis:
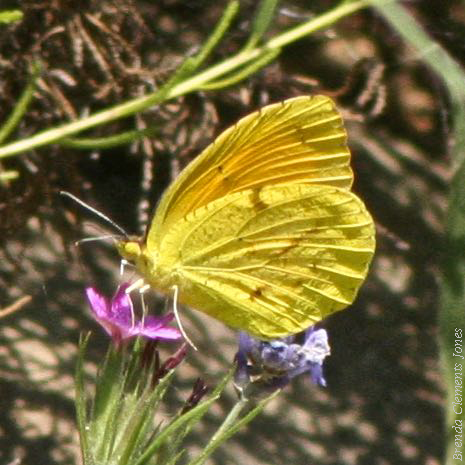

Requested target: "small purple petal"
[
  {"left": 135, "top": 314, "right": 181, "bottom": 340},
  {"left": 109, "top": 285, "right": 133, "bottom": 327},
  {"left": 85, "top": 287, "right": 110, "bottom": 319},
  {"left": 302, "top": 329, "right": 331, "bottom": 364},
  {"left": 309, "top": 362, "right": 327, "bottom": 387},
  {"left": 140, "top": 327, "right": 181, "bottom": 340},
  {"left": 144, "top": 313, "right": 175, "bottom": 328},
  {"left": 238, "top": 332, "right": 257, "bottom": 353},
  {"left": 136, "top": 317, "right": 182, "bottom": 340},
  {"left": 234, "top": 337, "right": 251, "bottom": 389}
]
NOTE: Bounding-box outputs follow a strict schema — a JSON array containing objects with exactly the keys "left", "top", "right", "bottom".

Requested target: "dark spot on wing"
[
  {"left": 250, "top": 287, "right": 264, "bottom": 300},
  {"left": 217, "top": 164, "right": 231, "bottom": 185},
  {"left": 250, "top": 188, "right": 269, "bottom": 213},
  {"left": 273, "top": 240, "right": 300, "bottom": 258}
]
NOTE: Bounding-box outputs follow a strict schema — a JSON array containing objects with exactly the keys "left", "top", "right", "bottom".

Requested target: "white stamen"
[
  {"left": 120, "top": 259, "right": 132, "bottom": 276},
  {"left": 125, "top": 278, "right": 146, "bottom": 294}
]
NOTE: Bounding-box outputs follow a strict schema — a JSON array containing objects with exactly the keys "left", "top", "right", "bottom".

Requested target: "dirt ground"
[{"left": 0, "top": 1, "right": 457, "bottom": 464}]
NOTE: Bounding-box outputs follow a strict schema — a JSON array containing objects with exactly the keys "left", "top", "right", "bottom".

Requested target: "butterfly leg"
[{"left": 172, "top": 285, "right": 198, "bottom": 351}]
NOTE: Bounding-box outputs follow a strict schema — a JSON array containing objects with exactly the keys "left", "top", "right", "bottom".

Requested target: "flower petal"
[
  {"left": 139, "top": 326, "right": 182, "bottom": 340},
  {"left": 109, "top": 284, "right": 134, "bottom": 327},
  {"left": 85, "top": 287, "right": 110, "bottom": 319},
  {"left": 302, "top": 329, "right": 330, "bottom": 364},
  {"left": 309, "top": 362, "right": 326, "bottom": 387},
  {"left": 135, "top": 315, "right": 181, "bottom": 340}
]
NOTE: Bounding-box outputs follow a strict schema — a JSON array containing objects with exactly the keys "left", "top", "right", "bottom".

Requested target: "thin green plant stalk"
[
  {"left": 75, "top": 333, "right": 92, "bottom": 465},
  {"left": 242, "top": 0, "right": 279, "bottom": 52},
  {"left": 0, "top": 170, "right": 19, "bottom": 182},
  {"left": 187, "top": 390, "right": 280, "bottom": 465},
  {"left": 0, "top": 9, "right": 23, "bottom": 24},
  {"left": 183, "top": 1, "right": 240, "bottom": 75},
  {"left": 190, "top": 397, "right": 249, "bottom": 465},
  {"left": 442, "top": 159, "right": 465, "bottom": 465},
  {"left": 200, "top": 48, "right": 280, "bottom": 90},
  {"left": 0, "top": 0, "right": 369, "bottom": 160},
  {"left": 0, "top": 62, "right": 40, "bottom": 145},
  {"left": 60, "top": 127, "right": 159, "bottom": 150},
  {"left": 145, "top": 0, "right": 240, "bottom": 99},
  {"left": 133, "top": 370, "right": 233, "bottom": 465}
]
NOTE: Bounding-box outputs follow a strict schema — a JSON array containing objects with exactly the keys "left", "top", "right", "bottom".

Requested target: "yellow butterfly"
[{"left": 117, "top": 95, "right": 375, "bottom": 340}]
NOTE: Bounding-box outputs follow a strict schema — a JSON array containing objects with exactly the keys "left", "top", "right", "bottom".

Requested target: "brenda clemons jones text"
[{"left": 453, "top": 328, "right": 463, "bottom": 462}]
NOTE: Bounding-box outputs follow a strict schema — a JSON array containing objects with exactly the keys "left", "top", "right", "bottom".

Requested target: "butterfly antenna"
[
  {"left": 172, "top": 285, "right": 198, "bottom": 351},
  {"left": 75, "top": 235, "right": 121, "bottom": 245},
  {"left": 60, "top": 191, "right": 129, "bottom": 238}
]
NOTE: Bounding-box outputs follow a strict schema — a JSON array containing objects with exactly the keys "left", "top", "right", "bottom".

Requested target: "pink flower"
[{"left": 85, "top": 284, "right": 181, "bottom": 344}]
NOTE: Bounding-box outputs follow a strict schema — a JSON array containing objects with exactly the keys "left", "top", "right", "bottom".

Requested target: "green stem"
[
  {"left": 188, "top": 389, "right": 280, "bottom": 465},
  {"left": 266, "top": 0, "right": 368, "bottom": 49},
  {"left": 0, "top": 9, "right": 23, "bottom": 24},
  {"left": 0, "top": 0, "right": 369, "bottom": 159},
  {"left": 0, "top": 170, "right": 19, "bottom": 182},
  {"left": 165, "top": 0, "right": 368, "bottom": 99},
  {"left": 0, "top": 92, "right": 164, "bottom": 159},
  {"left": 60, "top": 127, "right": 158, "bottom": 150},
  {"left": 0, "top": 62, "right": 40, "bottom": 145},
  {"left": 188, "top": 397, "right": 249, "bottom": 465}
]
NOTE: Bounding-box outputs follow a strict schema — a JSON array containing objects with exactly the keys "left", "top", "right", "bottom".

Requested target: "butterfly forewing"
[{"left": 148, "top": 96, "right": 353, "bottom": 249}]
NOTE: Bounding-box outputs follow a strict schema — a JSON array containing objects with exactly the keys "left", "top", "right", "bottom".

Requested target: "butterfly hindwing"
[{"left": 156, "top": 183, "right": 374, "bottom": 339}]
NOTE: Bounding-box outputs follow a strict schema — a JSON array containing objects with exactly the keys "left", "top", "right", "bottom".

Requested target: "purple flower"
[
  {"left": 85, "top": 284, "right": 182, "bottom": 345},
  {"left": 234, "top": 327, "right": 330, "bottom": 396}
]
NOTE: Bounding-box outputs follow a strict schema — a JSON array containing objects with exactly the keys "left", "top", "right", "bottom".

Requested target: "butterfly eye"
[{"left": 117, "top": 241, "right": 142, "bottom": 262}]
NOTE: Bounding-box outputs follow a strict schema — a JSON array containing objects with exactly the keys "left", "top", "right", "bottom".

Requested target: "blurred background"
[{"left": 0, "top": 1, "right": 457, "bottom": 464}]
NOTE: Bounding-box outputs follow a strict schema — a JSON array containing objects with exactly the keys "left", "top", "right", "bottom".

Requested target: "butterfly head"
[{"left": 116, "top": 239, "right": 156, "bottom": 278}]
